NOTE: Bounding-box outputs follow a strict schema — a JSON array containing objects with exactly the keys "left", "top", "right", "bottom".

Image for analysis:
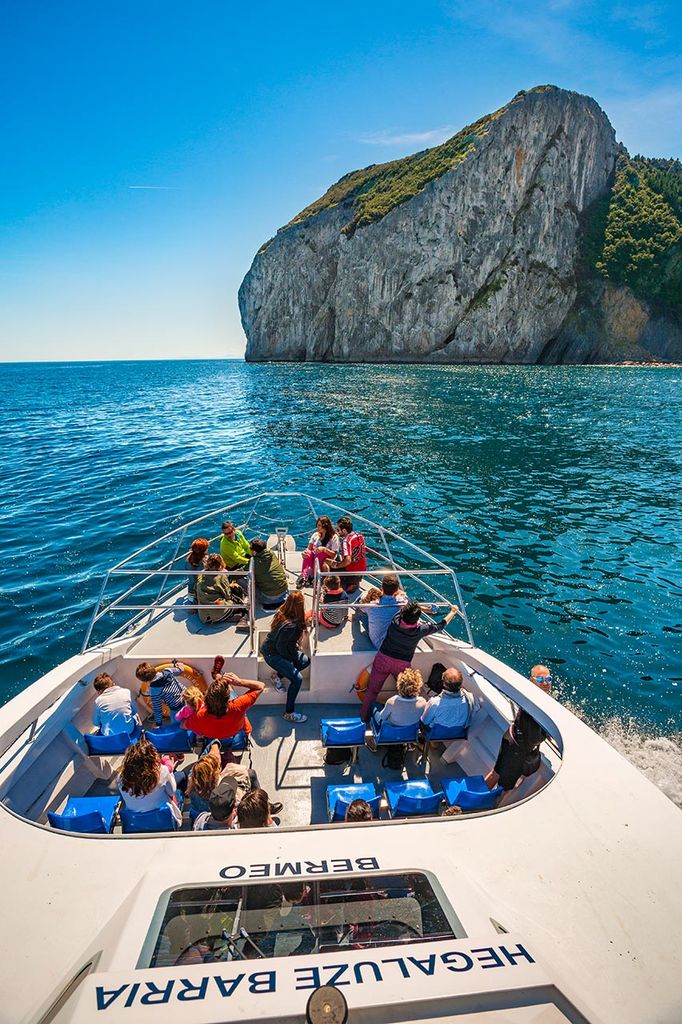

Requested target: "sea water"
[{"left": 0, "top": 360, "right": 680, "bottom": 801}]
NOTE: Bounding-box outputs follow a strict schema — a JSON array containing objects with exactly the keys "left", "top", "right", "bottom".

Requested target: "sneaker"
[
  {"left": 270, "top": 672, "right": 285, "bottom": 691},
  {"left": 269, "top": 801, "right": 283, "bottom": 815},
  {"left": 296, "top": 575, "right": 306, "bottom": 589},
  {"left": 212, "top": 655, "right": 225, "bottom": 675},
  {"left": 283, "top": 711, "right": 307, "bottom": 724}
]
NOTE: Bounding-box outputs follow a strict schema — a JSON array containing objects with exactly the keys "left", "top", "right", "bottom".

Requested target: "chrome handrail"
[{"left": 82, "top": 492, "right": 474, "bottom": 651}]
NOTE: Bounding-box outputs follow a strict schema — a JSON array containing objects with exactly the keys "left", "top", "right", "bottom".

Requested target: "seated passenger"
[
  {"left": 186, "top": 538, "right": 209, "bottom": 602},
  {"left": 372, "top": 668, "right": 426, "bottom": 728},
  {"left": 485, "top": 664, "right": 552, "bottom": 792},
  {"left": 317, "top": 574, "right": 348, "bottom": 629},
  {"left": 192, "top": 776, "right": 239, "bottom": 831},
  {"left": 333, "top": 516, "right": 367, "bottom": 594},
  {"left": 261, "top": 592, "right": 309, "bottom": 724},
  {"left": 190, "top": 747, "right": 251, "bottom": 815},
  {"left": 195, "top": 554, "right": 247, "bottom": 625},
  {"left": 135, "top": 660, "right": 187, "bottom": 726},
  {"left": 421, "top": 668, "right": 479, "bottom": 732},
  {"left": 237, "top": 788, "right": 277, "bottom": 829},
  {"left": 219, "top": 521, "right": 252, "bottom": 572},
  {"left": 360, "top": 602, "right": 460, "bottom": 723},
  {"left": 181, "top": 671, "right": 264, "bottom": 741},
  {"left": 174, "top": 686, "right": 205, "bottom": 723},
  {"left": 118, "top": 735, "right": 187, "bottom": 826},
  {"left": 249, "top": 538, "right": 288, "bottom": 609},
  {"left": 345, "top": 799, "right": 373, "bottom": 822},
  {"left": 91, "top": 672, "right": 138, "bottom": 736},
  {"left": 297, "top": 516, "right": 340, "bottom": 588},
  {"left": 355, "top": 573, "right": 408, "bottom": 648}
]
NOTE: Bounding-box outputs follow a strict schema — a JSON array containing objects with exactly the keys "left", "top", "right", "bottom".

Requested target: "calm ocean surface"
[{"left": 1, "top": 360, "right": 680, "bottom": 797}]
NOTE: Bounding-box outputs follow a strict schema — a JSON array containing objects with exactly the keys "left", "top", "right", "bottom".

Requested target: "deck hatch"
[{"left": 142, "top": 872, "right": 458, "bottom": 968}]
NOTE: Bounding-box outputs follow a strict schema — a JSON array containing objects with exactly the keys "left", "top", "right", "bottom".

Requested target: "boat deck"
[
  {"left": 87, "top": 703, "right": 464, "bottom": 830},
  {"left": 125, "top": 550, "right": 377, "bottom": 660}
]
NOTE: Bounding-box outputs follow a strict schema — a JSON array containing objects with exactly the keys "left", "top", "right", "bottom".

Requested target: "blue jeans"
[
  {"left": 264, "top": 650, "right": 310, "bottom": 714},
  {"left": 257, "top": 589, "right": 288, "bottom": 610}
]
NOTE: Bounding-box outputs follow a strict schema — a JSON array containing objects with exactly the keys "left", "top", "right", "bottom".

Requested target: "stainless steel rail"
[{"left": 81, "top": 492, "right": 474, "bottom": 653}]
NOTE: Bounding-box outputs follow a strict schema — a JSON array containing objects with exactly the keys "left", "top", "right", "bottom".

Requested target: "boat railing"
[{"left": 81, "top": 492, "right": 473, "bottom": 651}]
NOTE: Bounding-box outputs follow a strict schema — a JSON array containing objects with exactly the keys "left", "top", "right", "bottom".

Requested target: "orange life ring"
[
  {"left": 139, "top": 661, "right": 207, "bottom": 716},
  {"left": 354, "top": 664, "right": 394, "bottom": 704}
]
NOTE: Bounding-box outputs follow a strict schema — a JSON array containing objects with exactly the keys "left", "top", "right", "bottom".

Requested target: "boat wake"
[{"left": 565, "top": 702, "right": 682, "bottom": 808}]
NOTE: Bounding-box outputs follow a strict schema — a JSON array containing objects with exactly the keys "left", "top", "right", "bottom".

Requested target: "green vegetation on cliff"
[
  {"left": 584, "top": 154, "right": 682, "bottom": 317},
  {"left": 288, "top": 103, "right": 510, "bottom": 236}
]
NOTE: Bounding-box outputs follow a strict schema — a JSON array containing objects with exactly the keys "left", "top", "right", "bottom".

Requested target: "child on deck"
[
  {"left": 305, "top": 574, "right": 348, "bottom": 629},
  {"left": 135, "top": 661, "right": 186, "bottom": 726},
  {"left": 174, "top": 686, "right": 205, "bottom": 722}
]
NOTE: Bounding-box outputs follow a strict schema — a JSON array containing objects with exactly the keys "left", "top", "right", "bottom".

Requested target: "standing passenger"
[
  {"left": 485, "top": 665, "right": 551, "bottom": 791},
  {"left": 360, "top": 602, "right": 459, "bottom": 722},
  {"left": 261, "top": 592, "right": 309, "bottom": 723}
]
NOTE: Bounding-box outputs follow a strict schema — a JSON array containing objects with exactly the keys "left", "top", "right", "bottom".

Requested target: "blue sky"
[{"left": 1, "top": 0, "right": 681, "bottom": 361}]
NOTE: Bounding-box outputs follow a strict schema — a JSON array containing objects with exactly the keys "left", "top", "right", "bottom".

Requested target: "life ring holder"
[
  {"left": 353, "top": 664, "right": 393, "bottom": 704},
  {"left": 139, "top": 661, "right": 207, "bottom": 716}
]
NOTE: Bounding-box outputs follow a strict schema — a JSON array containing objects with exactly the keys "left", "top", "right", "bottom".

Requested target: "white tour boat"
[{"left": 0, "top": 492, "right": 680, "bottom": 1024}]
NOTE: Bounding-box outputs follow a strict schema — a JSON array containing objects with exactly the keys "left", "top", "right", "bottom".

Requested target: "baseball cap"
[{"left": 208, "top": 777, "right": 239, "bottom": 821}]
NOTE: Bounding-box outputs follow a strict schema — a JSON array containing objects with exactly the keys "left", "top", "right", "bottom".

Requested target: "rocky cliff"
[{"left": 239, "top": 86, "right": 681, "bottom": 363}]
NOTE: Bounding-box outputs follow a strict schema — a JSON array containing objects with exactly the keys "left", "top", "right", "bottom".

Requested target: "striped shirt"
[{"left": 150, "top": 667, "right": 185, "bottom": 725}]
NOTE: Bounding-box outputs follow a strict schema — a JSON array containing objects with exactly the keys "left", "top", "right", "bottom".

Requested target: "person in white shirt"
[
  {"left": 117, "top": 735, "right": 186, "bottom": 826},
  {"left": 373, "top": 669, "right": 426, "bottom": 728},
  {"left": 92, "top": 672, "right": 138, "bottom": 736},
  {"left": 356, "top": 573, "right": 408, "bottom": 648},
  {"left": 421, "top": 668, "right": 479, "bottom": 731}
]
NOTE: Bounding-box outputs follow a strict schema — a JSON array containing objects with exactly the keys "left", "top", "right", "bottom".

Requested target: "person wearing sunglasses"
[{"left": 485, "top": 664, "right": 552, "bottom": 792}]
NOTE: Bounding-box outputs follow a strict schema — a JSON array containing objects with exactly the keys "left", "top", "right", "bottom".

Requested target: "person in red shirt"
[
  {"left": 334, "top": 516, "right": 367, "bottom": 594},
  {"left": 181, "top": 671, "right": 264, "bottom": 741}
]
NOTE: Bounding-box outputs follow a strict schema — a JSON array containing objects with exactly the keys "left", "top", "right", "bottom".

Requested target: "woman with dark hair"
[
  {"left": 186, "top": 538, "right": 209, "bottom": 602},
  {"left": 261, "top": 592, "right": 309, "bottom": 723},
  {"left": 297, "top": 516, "right": 340, "bottom": 588},
  {"left": 182, "top": 671, "right": 264, "bottom": 741},
  {"left": 117, "top": 735, "right": 187, "bottom": 826}
]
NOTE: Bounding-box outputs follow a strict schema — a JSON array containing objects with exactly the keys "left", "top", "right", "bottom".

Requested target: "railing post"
[
  {"left": 249, "top": 558, "right": 256, "bottom": 655},
  {"left": 81, "top": 570, "right": 111, "bottom": 653},
  {"left": 312, "top": 560, "right": 321, "bottom": 654}
]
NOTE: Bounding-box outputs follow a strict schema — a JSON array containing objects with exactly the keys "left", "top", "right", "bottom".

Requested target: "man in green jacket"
[
  {"left": 249, "top": 539, "right": 288, "bottom": 609},
  {"left": 196, "top": 554, "right": 247, "bottom": 624},
  {"left": 220, "top": 521, "right": 252, "bottom": 571}
]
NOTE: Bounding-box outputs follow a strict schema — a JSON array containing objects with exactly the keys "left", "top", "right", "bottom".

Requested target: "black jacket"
[
  {"left": 379, "top": 614, "right": 447, "bottom": 661},
  {"left": 262, "top": 620, "right": 302, "bottom": 663}
]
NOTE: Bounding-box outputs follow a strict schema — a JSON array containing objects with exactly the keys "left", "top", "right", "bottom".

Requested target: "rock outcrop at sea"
[{"left": 239, "top": 86, "right": 680, "bottom": 363}]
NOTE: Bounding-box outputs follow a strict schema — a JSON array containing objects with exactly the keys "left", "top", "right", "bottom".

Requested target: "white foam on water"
[{"left": 564, "top": 701, "right": 682, "bottom": 808}]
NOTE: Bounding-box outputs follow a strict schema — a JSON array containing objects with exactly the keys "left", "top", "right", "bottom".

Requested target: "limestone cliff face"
[{"left": 239, "top": 87, "right": 664, "bottom": 363}]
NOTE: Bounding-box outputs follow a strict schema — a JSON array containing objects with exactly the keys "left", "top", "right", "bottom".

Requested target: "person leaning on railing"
[{"left": 359, "top": 601, "right": 460, "bottom": 723}]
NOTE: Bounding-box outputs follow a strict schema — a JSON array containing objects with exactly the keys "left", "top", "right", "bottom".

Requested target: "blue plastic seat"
[
  {"left": 144, "top": 725, "right": 195, "bottom": 753},
  {"left": 219, "top": 729, "right": 248, "bottom": 752},
  {"left": 84, "top": 727, "right": 140, "bottom": 755},
  {"left": 47, "top": 796, "right": 121, "bottom": 834},
  {"left": 321, "top": 717, "right": 367, "bottom": 763},
  {"left": 326, "top": 783, "right": 381, "bottom": 822},
  {"left": 384, "top": 779, "right": 443, "bottom": 817},
  {"left": 441, "top": 775, "right": 504, "bottom": 811},
  {"left": 120, "top": 804, "right": 178, "bottom": 833},
  {"left": 370, "top": 711, "right": 420, "bottom": 746},
  {"left": 419, "top": 721, "right": 468, "bottom": 764}
]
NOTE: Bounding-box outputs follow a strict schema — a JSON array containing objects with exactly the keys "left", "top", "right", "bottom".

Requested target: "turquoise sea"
[{"left": 0, "top": 360, "right": 680, "bottom": 797}]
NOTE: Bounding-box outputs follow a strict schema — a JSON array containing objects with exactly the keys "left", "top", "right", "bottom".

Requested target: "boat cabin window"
[{"left": 143, "top": 873, "right": 459, "bottom": 968}]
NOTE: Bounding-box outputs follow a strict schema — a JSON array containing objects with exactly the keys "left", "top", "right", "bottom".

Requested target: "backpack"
[
  {"left": 381, "top": 745, "right": 406, "bottom": 770},
  {"left": 324, "top": 746, "right": 352, "bottom": 765},
  {"left": 426, "top": 662, "right": 446, "bottom": 695}
]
